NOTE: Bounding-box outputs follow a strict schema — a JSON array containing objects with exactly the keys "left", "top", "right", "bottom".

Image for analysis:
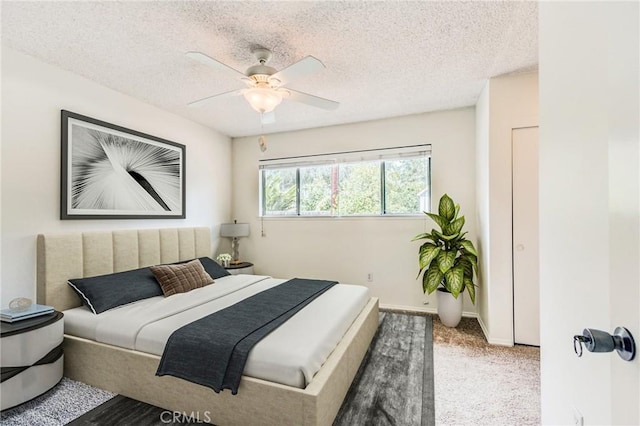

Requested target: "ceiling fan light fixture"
[
  {"left": 186, "top": 49, "right": 339, "bottom": 119},
  {"left": 243, "top": 87, "right": 283, "bottom": 113}
]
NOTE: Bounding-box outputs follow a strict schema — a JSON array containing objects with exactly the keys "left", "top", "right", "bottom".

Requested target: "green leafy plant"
[{"left": 412, "top": 194, "right": 478, "bottom": 303}]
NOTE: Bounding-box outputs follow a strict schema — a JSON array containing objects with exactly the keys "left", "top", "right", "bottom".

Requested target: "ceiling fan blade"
[
  {"left": 187, "top": 89, "right": 243, "bottom": 107},
  {"left": 186, "top": 51, "right": 247, "bottom": 79},
  {"left": 270, "top": 56, "right": 325, "bottom": 86},
  {"left": 261, "top": 111, "right": 275, "bottom": 125},
  {"left": 284, "top": 89, "right": 339, "bottom": 111}
]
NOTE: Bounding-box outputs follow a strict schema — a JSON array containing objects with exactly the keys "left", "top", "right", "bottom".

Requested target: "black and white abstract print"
[{"left": 69, "top": 122, "right": 182, "bottom": 215}]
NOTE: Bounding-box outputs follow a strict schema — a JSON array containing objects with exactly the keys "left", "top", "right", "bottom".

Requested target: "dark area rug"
[
  {"left": 334, "top": 312, "right": 434, "bottom": 426},
  {"left": 2, "top": 312, "right": 434, "bottom": 426},
  {"left": 66, "top": 395, "right": 197, "bottom": 426}
]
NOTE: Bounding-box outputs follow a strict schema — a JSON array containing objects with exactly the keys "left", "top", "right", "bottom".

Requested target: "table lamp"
[{"left": 220, "top": 220, "right": 250, "bottom": 264}]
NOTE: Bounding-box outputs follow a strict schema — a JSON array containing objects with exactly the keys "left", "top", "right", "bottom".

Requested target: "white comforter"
[{"left": 63, "top": 274, "right": 370, "bottom": 388}]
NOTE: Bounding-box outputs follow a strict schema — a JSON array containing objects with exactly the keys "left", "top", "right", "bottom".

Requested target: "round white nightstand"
[
  {"left": 1, "top": 311, "right": 64, "bottom": 410},
  {"left": 225, "top": 262, "right": 254, "bottom": 275}
]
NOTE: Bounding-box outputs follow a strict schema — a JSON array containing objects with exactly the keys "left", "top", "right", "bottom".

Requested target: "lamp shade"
[
  {"left": 220, "top": 223, "right": 250, "bottom": 238},
  {"left": 243, "top": 87, "right": 283, "bottom": 113}
]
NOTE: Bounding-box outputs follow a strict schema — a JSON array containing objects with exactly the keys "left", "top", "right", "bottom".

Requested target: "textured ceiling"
[{"left": 1, "top": 1, "right": 537, "bottom": 137}]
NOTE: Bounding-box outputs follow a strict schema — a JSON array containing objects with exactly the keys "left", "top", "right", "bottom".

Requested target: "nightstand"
[
  {"left": 1, "top": 311, "right": 64, "bottom": 410},
  {"left": 225, "top": 262, "right": 254, "bottom": 275}
]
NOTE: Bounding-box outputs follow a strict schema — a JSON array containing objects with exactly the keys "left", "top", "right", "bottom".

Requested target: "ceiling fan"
[{"left": 186, "top": 48, "right": 339, "bottom": 124}]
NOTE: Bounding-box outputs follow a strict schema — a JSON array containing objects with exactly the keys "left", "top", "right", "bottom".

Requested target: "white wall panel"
[
  {"left": 475, "top": 72, "right": 539, "bottom": 345},
  {"left": 231, "top": 109, "right": 477, "bottom": 313},
  {"left": 0, "top": 48, "right": 232, "bottom": 305}
]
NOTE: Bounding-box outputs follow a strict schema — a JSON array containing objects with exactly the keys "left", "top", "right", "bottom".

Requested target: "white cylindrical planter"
[{"left": 437, "top": 288, "right": 463, "bottom": 327}]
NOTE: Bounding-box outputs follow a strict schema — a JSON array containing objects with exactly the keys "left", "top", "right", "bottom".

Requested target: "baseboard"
[
  {"left": 379, "top": 303, "right": 478, "bottom": 318},
  {"left": 477, "top": 315, "right": 514, "bottom": 347}
]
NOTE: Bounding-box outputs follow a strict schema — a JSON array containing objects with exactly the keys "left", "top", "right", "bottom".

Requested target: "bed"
[{"left": 36, "top": 227, "right": 378, "bottom": 425}]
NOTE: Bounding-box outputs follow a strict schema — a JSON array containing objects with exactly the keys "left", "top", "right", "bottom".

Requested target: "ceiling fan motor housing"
[
  {"left": 246, "top": 48, "right": 277, "bottom": 79},
  {"left": 246, "top": 64, "right": 277, "bottom": 78},
  {"left": 252, "top": 48, "right": 272, "bottom": 63}
]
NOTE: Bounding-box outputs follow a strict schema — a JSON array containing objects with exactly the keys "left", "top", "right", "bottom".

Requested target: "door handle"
[{"left": 573, "top": 327, "right": 636, "bottom": 361}]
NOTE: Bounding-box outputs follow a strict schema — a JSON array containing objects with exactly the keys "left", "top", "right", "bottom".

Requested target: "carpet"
[
  {"left": 433, "top": 316, "right": 540, "bottom": 425},
  {"left": 0, "top": 312, "right": 434, "bottom": 426},
  {"left": 0, "top": 378, "right": 114, "bottom": 426}
]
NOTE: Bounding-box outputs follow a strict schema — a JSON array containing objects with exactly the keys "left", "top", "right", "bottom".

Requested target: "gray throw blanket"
[{"left": 156, "top": 278, "right": 337, "bottom": 394}]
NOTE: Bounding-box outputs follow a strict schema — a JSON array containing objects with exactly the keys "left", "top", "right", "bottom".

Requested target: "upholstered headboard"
[{"left": 37, "top": 227, "right": 211, "bottom": 311}]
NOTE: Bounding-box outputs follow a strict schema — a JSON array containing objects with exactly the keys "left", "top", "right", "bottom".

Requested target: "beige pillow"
[{"left": 150, "top": 260, "right": 214, "bottom": 297}]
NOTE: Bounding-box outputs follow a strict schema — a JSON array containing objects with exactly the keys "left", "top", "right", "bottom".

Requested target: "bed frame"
[{"left": 36, "top": 227, "right": 378, "bottom": 425}]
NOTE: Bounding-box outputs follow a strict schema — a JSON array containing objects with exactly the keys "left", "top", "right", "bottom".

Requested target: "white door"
[
  {"left": 512, "top": 127, "right": 540, "bottom": 346},
  {"left": 539, "top": 1, "right": 639, "bottom": 423}
]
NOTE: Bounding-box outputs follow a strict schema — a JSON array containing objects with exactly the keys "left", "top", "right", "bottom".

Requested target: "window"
[
  {"left": 262, "top": 168, "right": 297, "bottom": 216},
  {"left": 384, "top": 156, "right": 430, "bottom": 214},
  {"left": 300, "top": 165, "right": 333, "bottom": 215},
  {"left": 338, "top": 161, "right": 381, "bottom": 215},
  {"left": 260, "top": 145, "right": 431, "bottom": 217}
]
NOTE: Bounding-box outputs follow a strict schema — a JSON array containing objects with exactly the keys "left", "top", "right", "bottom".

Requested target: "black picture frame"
[{"left": 61, "top": 110, "right": 186, "bottom": 219}]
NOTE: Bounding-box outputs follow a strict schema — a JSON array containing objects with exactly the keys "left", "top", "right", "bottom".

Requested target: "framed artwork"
[{"left": 61, "top": 110, "right": 186, "bottom": 219}]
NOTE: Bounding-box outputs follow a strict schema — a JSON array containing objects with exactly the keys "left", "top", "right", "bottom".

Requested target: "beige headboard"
[{"left": 37, "top": 227, "right": 211, "bottom": 312}]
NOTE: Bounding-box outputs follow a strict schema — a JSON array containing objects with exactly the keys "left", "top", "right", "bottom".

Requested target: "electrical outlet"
[
  {"left": 572, "top": 406, "right": 583, "bottom": 426},
  {"left": 367, "top": 273, "right": 373, "bottom": 282}
]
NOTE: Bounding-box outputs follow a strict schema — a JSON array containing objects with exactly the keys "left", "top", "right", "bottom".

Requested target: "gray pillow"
[
  {"left": 68, "top": 266, "right": 163, "bottom": 314},
  {"left": 197, "top": 257, "right": 231, "bottom": 280}
]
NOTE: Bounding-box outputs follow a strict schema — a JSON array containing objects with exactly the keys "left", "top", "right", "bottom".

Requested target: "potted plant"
[
  {"left": 412, "top": 194, "right": 478, "bottom": 327},
  {"left": 216, "top": 253, "right": 232, "bottom": 268}
]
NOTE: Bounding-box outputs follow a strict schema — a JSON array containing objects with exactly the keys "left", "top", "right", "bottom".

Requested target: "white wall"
[
  {"left": 0, "top": 48, "right": 232, "bottom": 307},
  {"left": 475, "top": 82, "right": 491, "bottom": 332},
  {"left": 475, "top": 72, "right": 538, "bottom": 345},
  {"left": 539, "top": 2, "right": 639, "bottom": 424},
  {"left": 231, "top": 108, "right": 477, "bottom": 314}
]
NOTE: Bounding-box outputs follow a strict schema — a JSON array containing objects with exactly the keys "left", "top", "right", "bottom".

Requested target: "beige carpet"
[{"left": 433, "top": 316, "right": 540, "bottom": 425}]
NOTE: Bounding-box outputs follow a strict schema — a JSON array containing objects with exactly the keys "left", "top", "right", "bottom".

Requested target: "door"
[
  {"left": 539, "top": 1, "right": 639, "bottom": 423},
  {"left": 512, "top": 127, "right": 540, "bottom": 346}
]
